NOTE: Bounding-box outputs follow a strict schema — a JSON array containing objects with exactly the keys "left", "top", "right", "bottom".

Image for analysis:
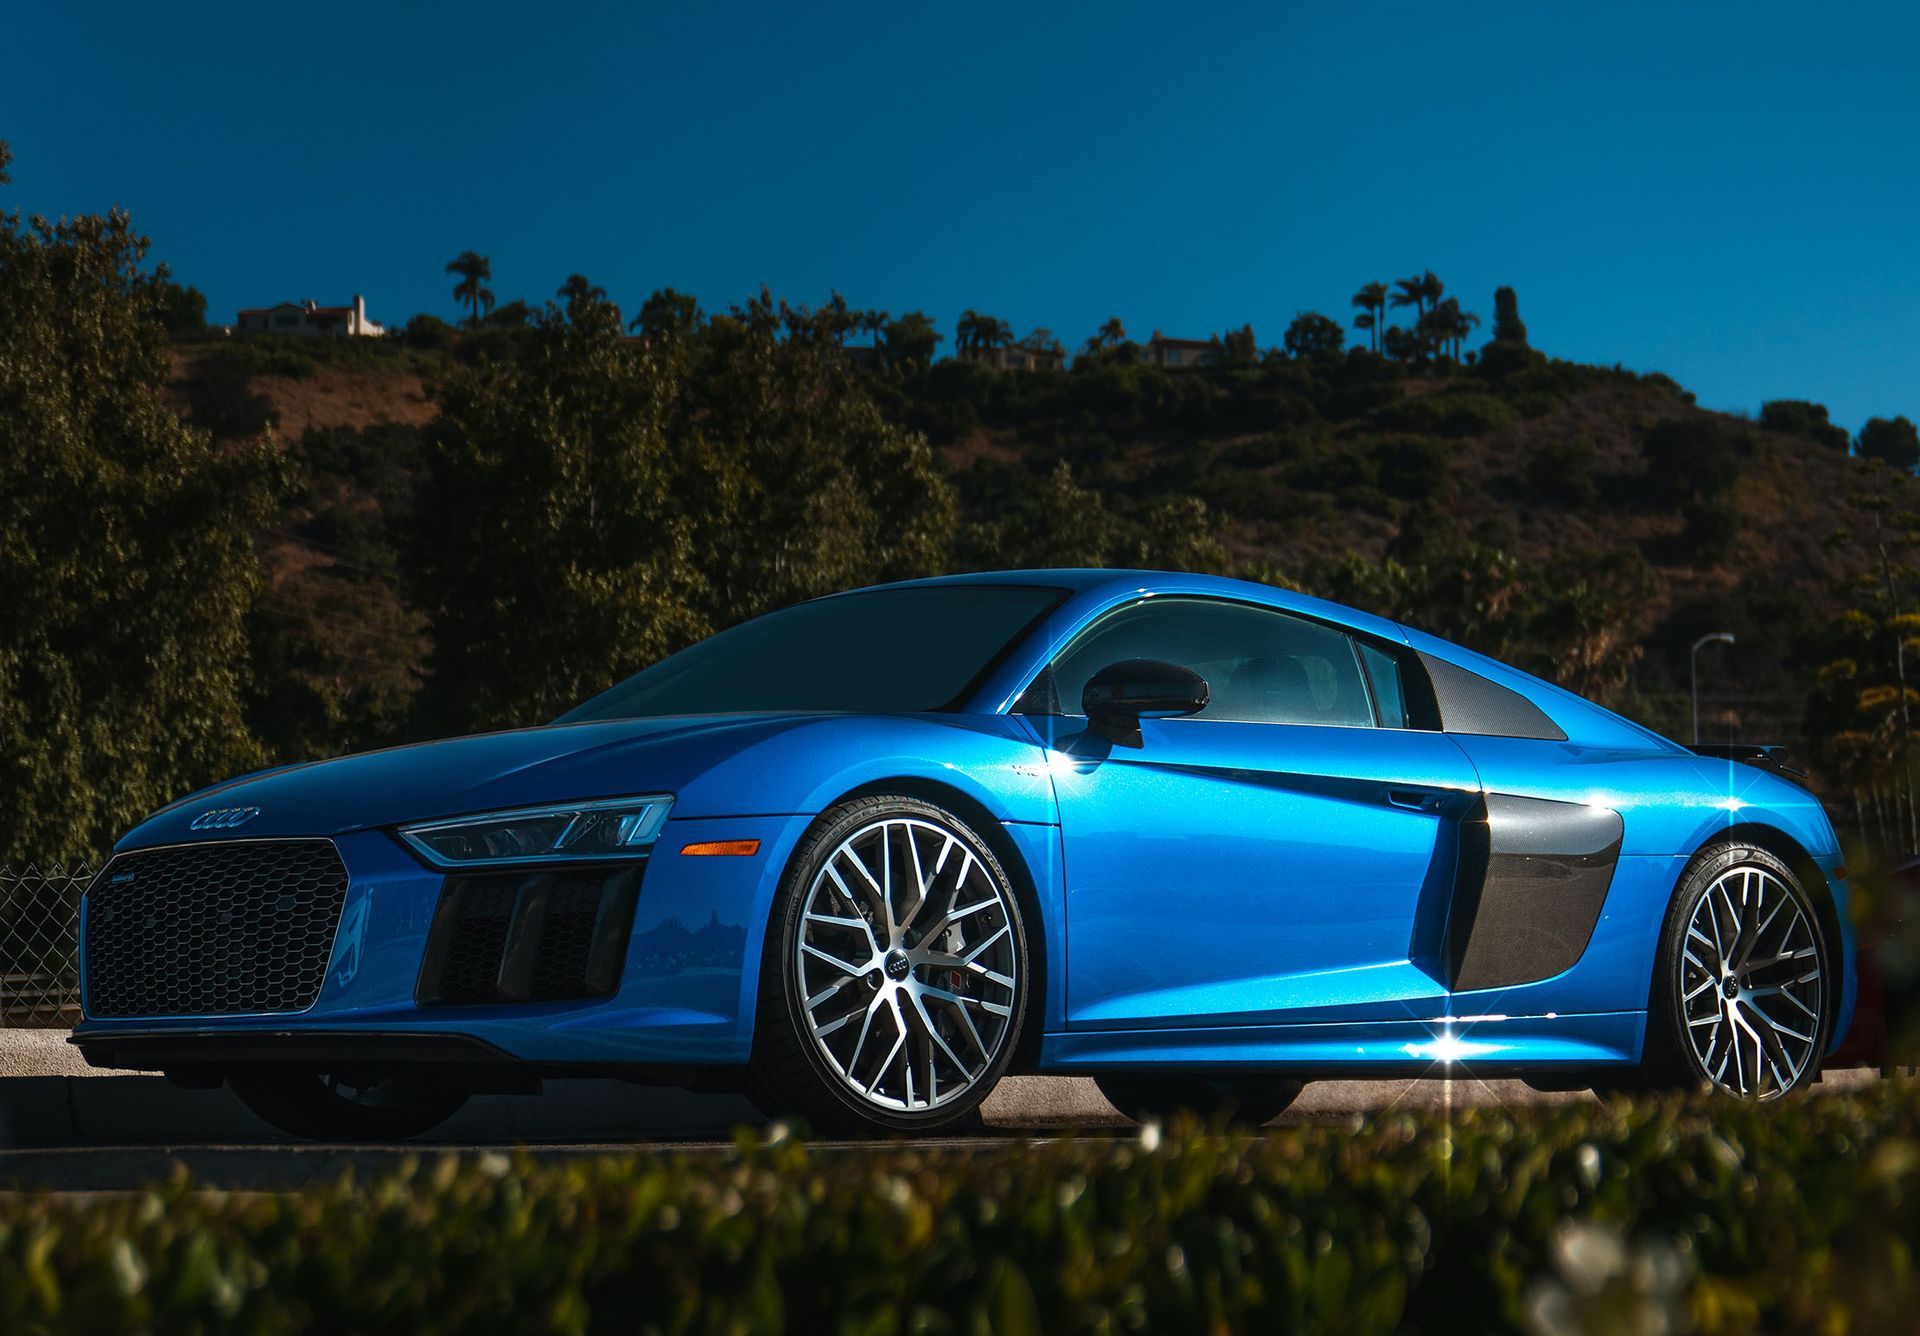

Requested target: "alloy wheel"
[
  {"left": 1678, "top": 864, "right": 1824, "bottom": 1098},
  {"left": 792, "top": 816, "right": 1021, "bottom": 1113}
]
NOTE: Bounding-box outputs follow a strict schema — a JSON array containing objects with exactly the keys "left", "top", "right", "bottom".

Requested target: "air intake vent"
[
  {"left": 417, "top": 867, "right": 643, "bottom": 1005},
  {"left": 83, "top": 840, "right": 348, "bottom": 1018}
]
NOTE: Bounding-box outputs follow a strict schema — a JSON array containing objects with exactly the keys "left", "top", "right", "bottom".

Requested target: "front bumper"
[{"left": 73, "top": 814, "right": 816, "bottom": 1068}]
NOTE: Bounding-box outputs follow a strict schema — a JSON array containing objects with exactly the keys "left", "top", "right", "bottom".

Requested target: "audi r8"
[{"left": 73, "top": 570, "right": 1857, "bottom": 1137}]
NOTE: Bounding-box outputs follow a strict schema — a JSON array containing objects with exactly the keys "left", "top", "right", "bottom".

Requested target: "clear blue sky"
[{"left": 5, "top": 2, "right": 1915, "bottom": 431}]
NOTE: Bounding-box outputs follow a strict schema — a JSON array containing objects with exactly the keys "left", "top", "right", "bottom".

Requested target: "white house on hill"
[{"left": 235, "top": 295, "right": 385, "bottom": 338}]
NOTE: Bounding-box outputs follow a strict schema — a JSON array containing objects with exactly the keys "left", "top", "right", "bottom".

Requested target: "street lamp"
[{"left": 1691, "top": 632, "right": 1736, "bottom": 744}]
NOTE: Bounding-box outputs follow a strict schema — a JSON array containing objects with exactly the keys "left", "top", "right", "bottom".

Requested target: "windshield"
[{"left": 557, "top": 584, "right": 1067, "bottom": 721}]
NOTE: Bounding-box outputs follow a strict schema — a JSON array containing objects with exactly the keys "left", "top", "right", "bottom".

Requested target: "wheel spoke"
[
  {"left": 805, "top": 974, "right": 859, "bottom": 1012},
  {"left": 899, "top": 826, "right": 932, "bottom": 934},
  {"left": 801, "top": 941, "right": 868, "bottom": 977},
  {"left": 908, "top": 989, "right": 975, "bottom": 1082},
  {"left": 844, "top": 991, "right": 884, "bottom": 1076}
]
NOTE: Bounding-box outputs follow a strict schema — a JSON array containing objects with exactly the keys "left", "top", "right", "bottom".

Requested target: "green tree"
[
  {"left": 408, "top": 289, "right": 956, "bottom": 734},
  {"left": 556, "top": 273, "right": 614, "bottom": 327},
  {"left": 1759, "top": 399, "right": 1850, "bottom": 452},
  {"left": 679, "top": 292, "right": 954, "bottom": 620},
  {"left": 157, "top": 280, "right": 207, "bottom": 336},
  {"left": 1219, "top": 324, "right": 1258, "bottom": 366},
  {"left": 407, "top": 308, "right": 701, "bottom": 733},
  {"left": 1082, "top": 317, "right": 1128, "bottom": 357},
  {"left": 1491, "top": 285, "right": 1528, "bottom": 345},
  {"left": 1350, "top": 282, "right": 1388, "bottom": 353},
  {"left": 1282, "top": 312, "right": 1344, "bottom": 361},
  {"left": 445, "top": 250, "right": 495, "bottom": 329},
  {"left": 631, "top": 287, "right": 702, "bottom": 342},
  {"left": 1420, "top": 297, "right": 1480, "bottom": 362},
  {"left": 956, "top": 309, "right": 1012, "bottom": 356},
  {"left": 1389, "top": 271, "right": 1443, "bottom": 332},
  {"left": 1858, "top": 416, "right": 1920, "bottom": 472},
  {"left": 882, "top": 310, "right": 941, "bottom": 368},
  {"left": 0, "top": 198, "right": 279, "bottom": 862}
]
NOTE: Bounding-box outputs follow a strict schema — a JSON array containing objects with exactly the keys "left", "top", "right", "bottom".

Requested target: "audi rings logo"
[{"left": 189, "top": 805, "right": 261, "bottom": 831}]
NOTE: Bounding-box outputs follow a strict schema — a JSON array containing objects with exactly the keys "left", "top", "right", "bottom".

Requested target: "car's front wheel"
[
  {"left": 748, "top": 795, "right": 1030, "bottom": 1135},
  {"left": 229, "top": 1071, "right": 470, "bottom": 1141},
  {"left": 1643, "top": 842, "right": 1832, "bottom": 1099}
]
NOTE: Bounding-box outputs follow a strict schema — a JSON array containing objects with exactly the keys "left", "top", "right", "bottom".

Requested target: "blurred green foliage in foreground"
[{"left": 3, "top": 1083, "right": 1920, "bottom": 1333}]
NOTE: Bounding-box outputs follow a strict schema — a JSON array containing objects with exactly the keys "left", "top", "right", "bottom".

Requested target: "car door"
[{"left": 1019, "top": 596, "right": 1482, "bottom": 1029}]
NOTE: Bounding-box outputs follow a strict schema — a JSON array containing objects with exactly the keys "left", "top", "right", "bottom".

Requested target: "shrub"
[
  {"left": 4, "top": 1086, "right": 1920, "bottom": 1332},
  {"left": 1760, "top": 399, "right": 1850, "bottom": 452},
  {"left": 1640, "top": 415, "right": 1747, "bottom": 508},
  {"left": 1858, "top": 416, "right": 1920, "bottom": 471},
  {"left": 1370, "top": 392, "right": 1516, "bottom": 438},
  {"left": 1370, "top": 433, "right": 1452, "bottom": 501},
  {"left": 403, "top": 313, "right": 456, "bottom": 350},
  {"left": 1525, "top": 440, "right": 1600, "bottom": 507},
  {"left": 196, "top": 340, "right": 316, "bottom": 381}
]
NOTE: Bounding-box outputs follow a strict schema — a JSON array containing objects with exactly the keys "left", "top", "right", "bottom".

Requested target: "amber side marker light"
[{"left": 680, "top": 839, "right": 761, "bottom": 857}]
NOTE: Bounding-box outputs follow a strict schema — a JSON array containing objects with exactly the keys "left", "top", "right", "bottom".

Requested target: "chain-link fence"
[{"left": 0, "top": 863, "right": 91, "bottom": 1026}]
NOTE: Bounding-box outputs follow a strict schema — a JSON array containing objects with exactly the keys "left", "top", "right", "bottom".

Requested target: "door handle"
[{"left": 1386, "top": 788, "right": 1441, "bottom": 812}]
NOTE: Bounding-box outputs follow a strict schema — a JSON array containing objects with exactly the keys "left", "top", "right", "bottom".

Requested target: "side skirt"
[{"left": 1039, "top": 1010, "right": 1645, "bottom": 1075}]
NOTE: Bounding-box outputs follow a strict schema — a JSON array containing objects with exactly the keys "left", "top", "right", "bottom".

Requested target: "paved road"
[
  {"left": 0, "top": 1027, "right": 1600, "bottom": 1190},
  {"left": 0, "top": 1028, "right": 1873, "bottom": 1192}
]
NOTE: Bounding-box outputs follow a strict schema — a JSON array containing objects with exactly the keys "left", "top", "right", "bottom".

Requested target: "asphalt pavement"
[{"left": 3, "top": 1027, "right": 1869, "bottom": 1192}]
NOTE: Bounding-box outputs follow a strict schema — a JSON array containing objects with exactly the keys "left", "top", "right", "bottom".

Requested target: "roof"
[
  {"left": 236, "top": 301, "right": 356, "bottom": 318},
  {"left": 859, "top": 568, "right": 1411, "bottom": 643},
  {"left": 1144, "top": 334, "right": 1219, "bottom": 350}
]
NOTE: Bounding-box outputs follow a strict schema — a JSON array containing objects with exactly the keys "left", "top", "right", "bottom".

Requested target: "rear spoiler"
[{"left": 1690, "top": 742, "right": 1808, "bottom": 781}]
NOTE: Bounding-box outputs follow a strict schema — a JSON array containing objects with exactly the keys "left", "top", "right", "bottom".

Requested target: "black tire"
[
  {"left": 229, "top": 1071, "right": 470, "bottom": 1141},
  {"left": 1094, "top": 1072, "right": 1304, "bottom": 1126},
  {"left": 1640, "top": 841, "right": 1833, "bottom": 1099},
  {"left": 746, "top": 795, "right": 1031, "bottom": 1136}
]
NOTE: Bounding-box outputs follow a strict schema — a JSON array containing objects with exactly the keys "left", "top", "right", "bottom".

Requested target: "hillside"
[{"left": 162, "top": 330, "right": 1920, "bottom": 778}]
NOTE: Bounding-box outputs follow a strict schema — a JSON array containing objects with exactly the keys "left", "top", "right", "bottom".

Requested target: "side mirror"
[{"left": 1082, "top": 659, "right": 1209, "bottom": 747}]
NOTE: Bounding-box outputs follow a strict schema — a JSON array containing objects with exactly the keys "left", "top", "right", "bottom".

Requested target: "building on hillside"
[
  {"left": 959, "top": 342, "right": 1067, "bottom": 373},
  {"left": 1142, "top": 331, "right": 1222, "bottom": 369},
  {"left": 235, "top": 295, "right": 385, "bottom": 338}
]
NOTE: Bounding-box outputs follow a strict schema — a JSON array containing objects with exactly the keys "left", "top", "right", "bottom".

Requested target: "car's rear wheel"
[
  {"left": 229, "top": 1071, "right": 469, "bottom": 1141},
  {"left": 1094, "top": 1072, "right": 1304, "bottom": 1126},
  {"left": 1642, "top": 842, "right": 1831, "bottom": 1099},
  {"left": 747, "top": 796, "right": 1029, "bottom": 1136}
]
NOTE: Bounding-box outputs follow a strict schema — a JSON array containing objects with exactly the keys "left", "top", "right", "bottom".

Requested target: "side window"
[{"left": 1038, "top": 598, "right": 1376, "bottom": 728}]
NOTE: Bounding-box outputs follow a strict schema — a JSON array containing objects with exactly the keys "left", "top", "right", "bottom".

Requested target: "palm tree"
[
  {"left": 1423, "top": 297, "right": 1481, "bottom": 362},
  {"left": 446, "top": 252, "right": 496, "bottom": 329},
  {"left": 557, "top": 273, "right": 606, "bottom": 307},
  {"left": 1350, "top": 282, "right": 1388, "bottom": 353},
  {"left": 956, "top": 309, "right": 984, "bottom": 354},
  {"left": 956, "top": 310, "right": 1013, "bottom": 358},
  {"left": 556, "top": 274, "right": 606, "bottom": 322},
  {"left": 1389, "top": 272, "right": 1447, "bottom": 359}
]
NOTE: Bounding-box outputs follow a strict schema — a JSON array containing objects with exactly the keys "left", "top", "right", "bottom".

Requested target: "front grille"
[
  {"left": 83, "top": 840, "right": 348, "bottom": 1018},
  {"left": 418, "top": 867, "right": 643, "bottom": 1005}
]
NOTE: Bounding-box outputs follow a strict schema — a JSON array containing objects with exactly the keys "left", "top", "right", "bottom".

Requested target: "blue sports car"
[{"left": 74, "top": 570, "right": 1856, "bottom": 1137}]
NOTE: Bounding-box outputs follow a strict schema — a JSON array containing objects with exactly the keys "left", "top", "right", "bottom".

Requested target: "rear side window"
[
  {"left": 1035, "top": 597, "right": 1376, "bottom": 728},
  {"left": 1416, "top": 652, "right": 1566, "bottom": 741},
  {"left": 1358, "top": 643, "right": 1411, "bottom": 728}
]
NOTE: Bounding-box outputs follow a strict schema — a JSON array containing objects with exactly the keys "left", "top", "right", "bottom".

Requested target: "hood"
[{"left": 118, "top": 714, "right": 816, "bottom": 851}]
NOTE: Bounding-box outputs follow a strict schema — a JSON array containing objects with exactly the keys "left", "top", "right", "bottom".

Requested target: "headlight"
[{"left": 398, "top": 795, "right": 673, "bottom": 867}]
